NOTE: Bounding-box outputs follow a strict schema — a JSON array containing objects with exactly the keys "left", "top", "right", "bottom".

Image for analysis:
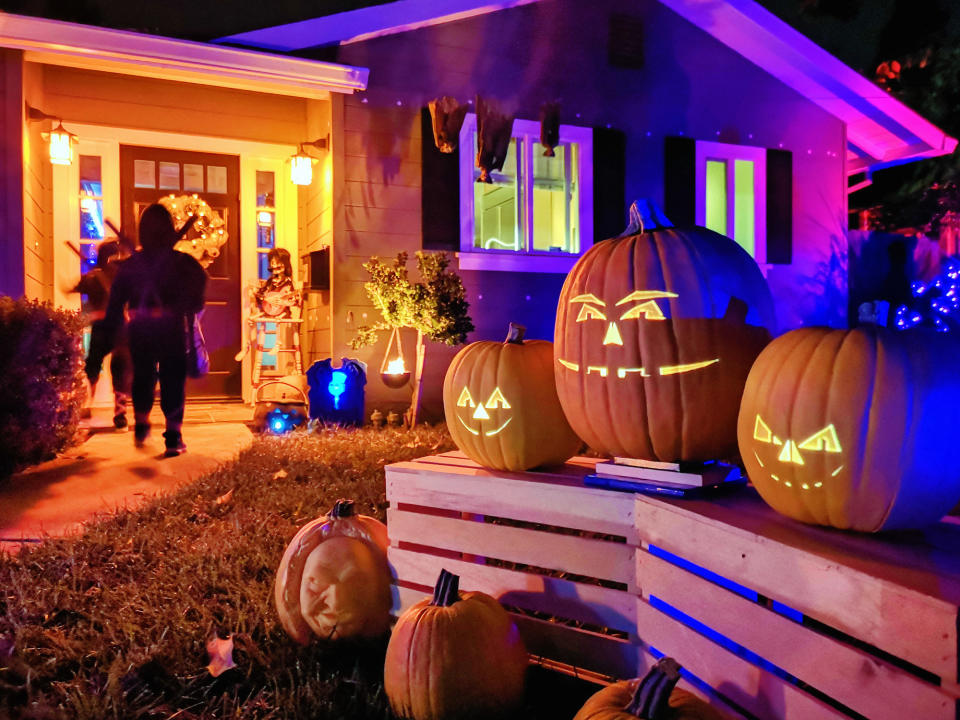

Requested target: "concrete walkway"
[{"left": 0, "top": 403, "right": 253, "bottom": 551}]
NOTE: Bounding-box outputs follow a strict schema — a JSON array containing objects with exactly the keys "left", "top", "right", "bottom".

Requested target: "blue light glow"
[{"left": 327, "top": 370, "right": 347, "bottom": 409}]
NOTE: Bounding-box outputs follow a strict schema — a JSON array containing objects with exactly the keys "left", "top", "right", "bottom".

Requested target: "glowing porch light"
[
  {"left": 49, "top": 122, "right": 74, "bottom": 165},
  {"left": 290, "top": 153, "right": 313, "bottom": 186}
]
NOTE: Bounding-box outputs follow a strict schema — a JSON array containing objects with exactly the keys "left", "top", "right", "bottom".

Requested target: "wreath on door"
[{"left": 158, "top": 194, "right": 228, "bottom": 268}]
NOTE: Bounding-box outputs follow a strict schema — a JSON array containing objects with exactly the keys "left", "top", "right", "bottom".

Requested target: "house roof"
[
  {"left": 0, "top": 12, "right": 368, "bottom": 99},
  {"left": 216, "top": 0, "right": 956, "bottom": 173}
]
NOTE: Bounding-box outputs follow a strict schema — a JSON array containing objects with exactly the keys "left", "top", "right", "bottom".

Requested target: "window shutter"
[
  {"left": 593, "top": 126, "right": 626, "bottom": 241},
  {"left": 664, "top": 136, "right": 696, "bottom": 226},
  {"left": 421, "top": 107, "right": 460, "bottom": 251},
  {"left": 766, "top": 148, "right": 792, "bottom": 264}
]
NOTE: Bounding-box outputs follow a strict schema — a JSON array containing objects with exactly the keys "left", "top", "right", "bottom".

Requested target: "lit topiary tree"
[{"left": 349, "top": 251, "right": 473, "bottom": 426}]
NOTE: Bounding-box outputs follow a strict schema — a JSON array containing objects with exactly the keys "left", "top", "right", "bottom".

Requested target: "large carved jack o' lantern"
[
  {"left": 738, "top": 326, "right": 960, "bottom": 531},
  {"left": 555, "top": 201, "right": 776, "bottom": 462}
]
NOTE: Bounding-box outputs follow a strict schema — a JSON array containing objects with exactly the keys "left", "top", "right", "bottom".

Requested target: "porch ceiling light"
[
  {"left": 290, "top": 136, "right": 328, "bottom": 186},
  {"left": 26, "top": 105, "right": 77, "bottom": 166}
]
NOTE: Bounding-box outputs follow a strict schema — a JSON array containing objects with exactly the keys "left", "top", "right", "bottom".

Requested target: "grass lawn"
[{"left": 0, "top": 426, "right": 597, "bottom": 720}]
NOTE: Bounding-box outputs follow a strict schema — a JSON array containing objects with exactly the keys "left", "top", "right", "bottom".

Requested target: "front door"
[{"left": 120, "top": 145, "right": 242, "bottom": 399}]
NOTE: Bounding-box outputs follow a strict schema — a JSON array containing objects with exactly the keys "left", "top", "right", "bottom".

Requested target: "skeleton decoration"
[
  {"left": 428, "top": 96, "right": 468, "bottom": 154},
  {"left": 254, "top": 248, "right": 301, "bottom": 318},
  {"left": 475, "top": 96, "right": 514, "bottom": 183}
]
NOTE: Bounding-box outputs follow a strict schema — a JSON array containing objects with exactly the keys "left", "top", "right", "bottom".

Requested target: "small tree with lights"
[{"left": 349, "top": 251, "right": 473, "bottom": 426}]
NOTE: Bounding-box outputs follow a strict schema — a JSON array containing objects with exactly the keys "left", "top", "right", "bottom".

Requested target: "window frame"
[
  {"left": 694, "top": 140, "right": 768, "bottom": 268},
  {"left": 457, "top": 113, "right": 593, "bottom": 273}
]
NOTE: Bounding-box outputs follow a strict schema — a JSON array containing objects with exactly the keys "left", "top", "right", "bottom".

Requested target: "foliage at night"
[
  {"left": 0, "top": 297, "right": 86, "bottom": 478},
  {"left": 348, "top": 251, "right": 473, "bottom": 350}
]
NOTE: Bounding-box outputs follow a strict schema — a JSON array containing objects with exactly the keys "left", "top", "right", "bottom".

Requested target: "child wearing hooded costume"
[{"left": 103, "top": 203, "right": 206, "bottom": 456}]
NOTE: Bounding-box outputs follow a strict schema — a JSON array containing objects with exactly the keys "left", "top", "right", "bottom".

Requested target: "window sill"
[{"left": 456, "top": 251, "right": 580, "bottom": 274}]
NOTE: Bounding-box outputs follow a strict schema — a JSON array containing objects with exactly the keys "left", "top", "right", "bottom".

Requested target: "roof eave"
[{"left": 0, "top": 12, "right": 368, "bottom": 99}]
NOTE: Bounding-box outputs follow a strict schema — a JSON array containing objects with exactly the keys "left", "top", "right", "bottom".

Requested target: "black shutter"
[
  {"left": 593, "top": 127, "right": 626, "bottom": 242},
  {"left": 664, "top": 136, "right": 695, "bottom": 226},
  {"left": 766, "top": 148, "right": 792, "bottom": 264},
  {"left": 421, "top": 107, "right": 460, "bottom": 251}
]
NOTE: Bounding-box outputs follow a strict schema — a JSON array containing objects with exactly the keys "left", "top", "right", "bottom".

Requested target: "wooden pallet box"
[{"left": 385, "top": 452, "right": 960, "bottom": 720}]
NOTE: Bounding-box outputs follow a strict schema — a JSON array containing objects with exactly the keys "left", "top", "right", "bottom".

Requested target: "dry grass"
[{"left": 0, "top": 426, "right": 454, "bottom": 720}]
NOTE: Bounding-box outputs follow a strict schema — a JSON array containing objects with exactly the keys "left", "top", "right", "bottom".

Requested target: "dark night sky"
[{"left": 1, "top": 0, "right": 958, "bottom": 77}]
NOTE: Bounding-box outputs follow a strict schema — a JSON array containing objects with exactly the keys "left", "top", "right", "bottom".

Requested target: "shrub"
[{"left": 0, "top": 296, "right": 86, "bottom": 477}]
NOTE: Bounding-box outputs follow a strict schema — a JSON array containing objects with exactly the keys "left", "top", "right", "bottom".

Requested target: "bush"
[{"left": 0, "top": 296, "right": 86, "bottom": 477}]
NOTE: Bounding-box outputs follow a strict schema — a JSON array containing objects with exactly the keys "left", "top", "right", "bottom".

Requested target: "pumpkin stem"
[
  {"left": 505, "top": 323, "right": 526, "bottom": 344},
  {"left": 431, "top": 569, "right": 461, "bottom": 607},
  {"left": 625, "top": 658, "right": 682, "bottom": 718},
  {"left": 330, "top": 499, "right": 355, "bottom": 518},
  {"left": 618, "top": 199, "right": 674, "bottom": 237}
]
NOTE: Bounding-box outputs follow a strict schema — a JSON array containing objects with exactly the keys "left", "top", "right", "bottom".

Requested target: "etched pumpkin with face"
[
  {"left": 444, "top": 324, "right": 581, "bottom": 471},
  {"left": 738, "top": 326, "right": 960, "bottom": 531},
  {"left": 555, "top": 211, "right": 775, "bottom": 462}
]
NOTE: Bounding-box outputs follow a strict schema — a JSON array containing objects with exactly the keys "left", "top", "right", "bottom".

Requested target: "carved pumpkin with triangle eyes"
[
  {"left": 738, "top": 326, "right": 960, "bottom": 531},
  {"left": 555, "top": 202, "right": 776, "bottom": 462},
  {"left": 444, "top": 323, "right": 582, "bottom": 471}
]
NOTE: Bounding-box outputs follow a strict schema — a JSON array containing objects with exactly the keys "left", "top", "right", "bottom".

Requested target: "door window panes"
[{"left": 79, "top": 155, "right": 104, "bottom": 275}]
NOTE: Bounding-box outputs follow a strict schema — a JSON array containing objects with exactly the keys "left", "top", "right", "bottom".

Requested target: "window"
[
  {"left": 78, "top": 155, "right": 104, "bottom": 276},
  {"left": 458, "top": 114, "right": 592, "bottom": 273},
  {"left": 695, "top": 141, "right": 767, "bottom": 265}
]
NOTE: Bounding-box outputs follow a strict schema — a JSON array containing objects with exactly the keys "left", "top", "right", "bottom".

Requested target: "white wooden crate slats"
[
  {"left": 634, "top": 494, "right": 959, "bottom": 682},
  {"left": 387, "top": 508, "right": 635, "bottom": 587},
  {"left": 637, "top": 549, "right": 956, "bottom": 720}
]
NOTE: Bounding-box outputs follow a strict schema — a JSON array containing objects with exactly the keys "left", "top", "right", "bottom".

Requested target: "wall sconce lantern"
[
  {"left": 289, "top": 136, "right": 328, "bottom": 186},
  {"left": 48, "top": 121, "right": 76, "bottom": 165},
  {"left": 26, "top": 105, "right": 77, "bottom": 166}
]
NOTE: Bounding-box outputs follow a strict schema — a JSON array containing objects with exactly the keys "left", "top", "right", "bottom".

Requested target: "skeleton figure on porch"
[
  {"left": 237, "top": 248, "right": 303, "bottom": 385},
  {"left": 72, "top": 240, "right": 131, "bottom": 430}
]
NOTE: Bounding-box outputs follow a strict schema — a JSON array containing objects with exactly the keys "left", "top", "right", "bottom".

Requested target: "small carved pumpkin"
[
  {"left": 443, "top": 323, "right": 582, "bottom": 471},
  {"left": 384, "top": 569, "right": 527, "bottom": 720},
  {"left": 274, "top": 499, "right": 391, "bottom": 643},
  {"left": 555, "top": 202, "right": 775, "bottom": 462},
  {"left": 738, "top": 326, "right": 960, "bottom": 531},
  {"left": 574, "top": 658, "right": 726, "bottom": 720}
]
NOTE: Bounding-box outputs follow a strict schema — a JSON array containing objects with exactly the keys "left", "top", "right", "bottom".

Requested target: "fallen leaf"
[
  {"left": 272, "top": 469, "right": 288, "bottom": 481},
  {"left": 206, "top": 635, "right": 236, "bottom": 677},
  {"left": 214, "top": 489, "right": 235, "bottom": 506}
]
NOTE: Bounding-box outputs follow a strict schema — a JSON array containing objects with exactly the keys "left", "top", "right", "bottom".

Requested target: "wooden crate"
[
  {"left": 386, "top": 451, "right": 642, "bottom": 682},
  {"left": 385, "top": 452, "right": 960, "bottom": 719}
]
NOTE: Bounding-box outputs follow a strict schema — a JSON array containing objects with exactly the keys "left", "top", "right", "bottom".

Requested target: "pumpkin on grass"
[
  {"left": 737, "top": 326, "right": 960, "bottom": 531},
  {"left": 274, "top": 499, "right": 391, "bottom": 643},
  {"left": 574, "top": 658, "right": 726, "bottom": 720},
  {"left": 444, "top": 322, "right": 581, "bottom": 471},
  {"left": 384, "top": 569, "right": 527, "bottom": 720},
  {"left": 554, "top": 200, "right": 775, "bottom": 462}
]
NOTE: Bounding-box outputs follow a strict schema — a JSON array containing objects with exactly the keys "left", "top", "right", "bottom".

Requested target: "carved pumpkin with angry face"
[
  {"left": 555, "top": 210, "right": 775, "bottom": 462},
  {"left": 444, "top": 323, "right": 582, "bottom": 471}
]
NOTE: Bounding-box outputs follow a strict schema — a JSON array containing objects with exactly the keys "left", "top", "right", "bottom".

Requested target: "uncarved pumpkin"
[
  {"left": 737, "top": 326, "right": 960, "bottom": 531},
  {"left": 574, "top": 658, "right": 726, "bottom": 720},
  {"left": 555, "top": 210, "right": 775, "bottom": 462},
  {"left": 384, "top": 569, "right": 527, "bottom": 720},
  {"left": 444, "top": 323, "right": 581, "bottom": 470},
  {"left": 274, "top": 499, "right": 391, "bottom": 643}
]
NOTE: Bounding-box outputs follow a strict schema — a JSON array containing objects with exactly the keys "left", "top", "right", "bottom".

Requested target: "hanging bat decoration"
[
  {"left": 475, "top": 96, "right": 513, "bottom": 183},
  {"left": 428, "top": 96, "right": 468, "bottom": 153},
  {"left": 540, "top": 101, "right": 561, "bottom": 157}
]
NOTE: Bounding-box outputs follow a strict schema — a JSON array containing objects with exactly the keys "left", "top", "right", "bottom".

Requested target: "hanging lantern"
[
  {"left": 49, "top": 122, "right": 75, "bottom": 166},
  {"left": 380, "top": 327, "right": 411, "bottom": 388},
  {"left": 290, "top": 152, "right": 313, "bottom": 186}
]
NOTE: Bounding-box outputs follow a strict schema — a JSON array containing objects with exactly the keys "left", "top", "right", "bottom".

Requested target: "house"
[{"left": 0, "top": 0, "right": 954, "bottom": 417}]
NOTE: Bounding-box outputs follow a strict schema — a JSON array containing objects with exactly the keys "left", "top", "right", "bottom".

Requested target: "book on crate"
[{"left": 593, "top": 458, "right": 741, "bottom": 488}]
